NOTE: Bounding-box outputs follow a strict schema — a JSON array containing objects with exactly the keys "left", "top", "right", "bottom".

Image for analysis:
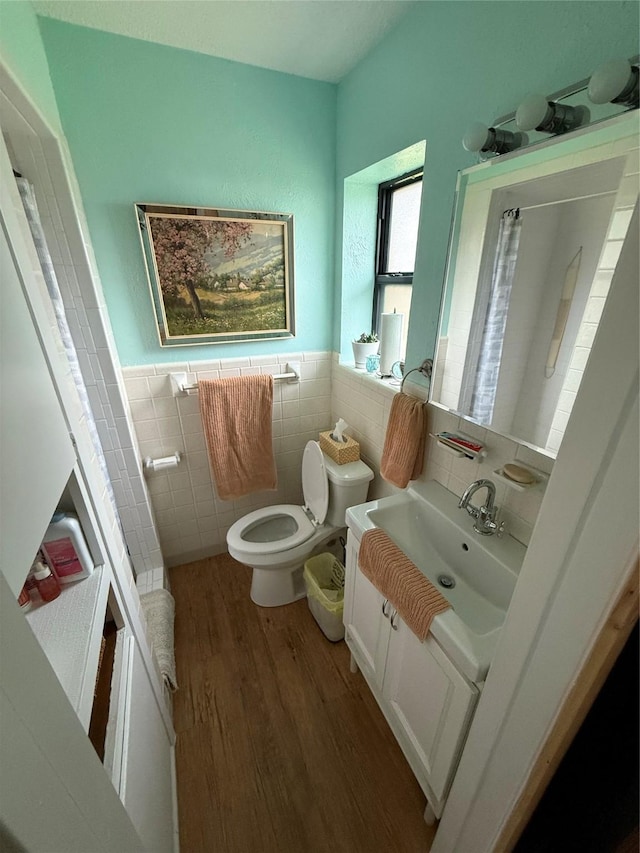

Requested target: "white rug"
[{"left": 140, "top": 588, "right": 178, "bottom": 691}]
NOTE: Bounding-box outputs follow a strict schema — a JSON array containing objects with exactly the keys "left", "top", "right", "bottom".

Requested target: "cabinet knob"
[
  {"left": 382, "top": 599, "right": 391, "bottom": 618},
  {"left": 390, "top": 610, "right": 400, "bottom": 630}
]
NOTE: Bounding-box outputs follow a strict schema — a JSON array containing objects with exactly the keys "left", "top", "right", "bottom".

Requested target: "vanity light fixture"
[
  {"left": 515, "top": 93, "right": 587, "bottom": 135},
  {"left": 588, "top": 58, "right": 639, "bottom": 107},
  {"left": 462, "top": 121, "right": 524, "bottom": 156}
]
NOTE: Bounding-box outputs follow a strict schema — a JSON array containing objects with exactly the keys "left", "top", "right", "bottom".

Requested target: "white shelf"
[
  {"left": 433, "top": 437, "right": 465, "bottom": 457},
  {"left": 431, "top": 433, "right": 486, "bottom": 460},
  {"left": 25, "top": 565, "right": 111, "bottom": 731}
]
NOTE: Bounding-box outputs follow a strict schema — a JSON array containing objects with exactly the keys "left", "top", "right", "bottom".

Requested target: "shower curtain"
[
  {"left": 16, "top": 177, "right": 118, "bottom": 516},
  {"left": 469, "top": 209, "right": 522, "bottom": 424}
]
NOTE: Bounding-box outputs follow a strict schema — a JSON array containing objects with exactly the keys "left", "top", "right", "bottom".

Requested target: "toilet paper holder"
[{"left": 143, "top": 452, "right": 182, "bottom": 473}]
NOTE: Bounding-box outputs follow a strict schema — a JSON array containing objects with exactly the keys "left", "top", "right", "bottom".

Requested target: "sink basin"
[{"left": 346, "top": 479, "right": 527, "bottom": 681}]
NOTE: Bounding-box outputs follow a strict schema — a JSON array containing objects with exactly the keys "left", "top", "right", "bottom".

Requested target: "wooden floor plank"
[{"left": 170, "top": 553, "right": 436, "bottom": 852}]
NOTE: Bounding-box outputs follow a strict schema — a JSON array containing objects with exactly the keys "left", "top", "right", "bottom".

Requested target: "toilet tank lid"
[{"left": 322, "top": 454, "right": 374, "bottom": 485}]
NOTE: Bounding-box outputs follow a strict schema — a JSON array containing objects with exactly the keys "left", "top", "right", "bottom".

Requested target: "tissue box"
[{"left": 319, "top": 431, "right": 360, "bottom": 465}]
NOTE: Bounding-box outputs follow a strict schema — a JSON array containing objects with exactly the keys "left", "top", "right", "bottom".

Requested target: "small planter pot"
[{"left": 352, "top": 341, "right": 379, "bottom": 369}]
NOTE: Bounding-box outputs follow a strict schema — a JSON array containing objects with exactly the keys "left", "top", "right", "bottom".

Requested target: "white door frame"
[
  {"left": 0, "top": 59, "right": 164, "bottom": 579},
  {"left": 433, "top": 202, "right": 639, "bottom": 851},
  {"left": 0, "top": 62, "right": 174, "bottom": 739}
]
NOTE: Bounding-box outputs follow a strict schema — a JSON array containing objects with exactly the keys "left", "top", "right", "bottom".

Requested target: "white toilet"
[{"left": 226, "top": 440, "right": 373, "bottom": 607}]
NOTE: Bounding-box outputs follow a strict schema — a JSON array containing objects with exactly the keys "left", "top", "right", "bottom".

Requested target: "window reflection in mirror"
[{"left": 432, "top": 114, "right": 638, "bottom": 458}]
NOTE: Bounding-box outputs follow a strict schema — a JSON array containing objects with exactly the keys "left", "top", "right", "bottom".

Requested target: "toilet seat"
[
  {"left": 226, "top": 504, "right": 316, "bottom": 556},
  {"left": 226, "top": 441, "right": 330, "bottom": 559}
]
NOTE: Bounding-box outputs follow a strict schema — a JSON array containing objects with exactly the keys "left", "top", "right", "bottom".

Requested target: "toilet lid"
[{"left": 302, "top": 440, "right": 328, "bottom": 525}]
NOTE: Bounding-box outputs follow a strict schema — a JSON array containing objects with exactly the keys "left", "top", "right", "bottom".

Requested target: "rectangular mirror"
[{"left": 432, "top": 112, "right": 638, "bottom": 458}]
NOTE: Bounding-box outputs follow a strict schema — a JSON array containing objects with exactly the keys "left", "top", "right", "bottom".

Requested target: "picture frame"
[{"left": 135, "top": 203, "right": 295, "bottom": 346}]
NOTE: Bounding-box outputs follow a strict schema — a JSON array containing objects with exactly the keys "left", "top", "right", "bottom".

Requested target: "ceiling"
[{"left": 32, "top": 0, "right": 415, "bottom": 83}]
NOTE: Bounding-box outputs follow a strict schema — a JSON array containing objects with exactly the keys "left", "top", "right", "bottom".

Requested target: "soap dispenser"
[{"left": 33, "top": 560, "right": 61, "bottom": 603}]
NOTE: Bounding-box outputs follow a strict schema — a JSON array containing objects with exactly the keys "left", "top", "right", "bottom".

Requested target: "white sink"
[{"left": 346, "top": 479, "right": 527, "bottom": 682}]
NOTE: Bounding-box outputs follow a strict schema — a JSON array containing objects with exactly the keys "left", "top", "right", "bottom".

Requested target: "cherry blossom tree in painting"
[{"left": 150, "top": 217, "right": 252, "bottom": 319}]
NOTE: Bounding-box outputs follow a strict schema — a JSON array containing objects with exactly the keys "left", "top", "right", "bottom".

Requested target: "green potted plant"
[{"left": 351, "top": 332, "right": 379, "bottom": 369}]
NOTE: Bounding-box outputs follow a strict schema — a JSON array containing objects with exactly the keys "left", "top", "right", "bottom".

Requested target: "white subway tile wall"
[
  {"left": 546, "top": 145, "right": 639, "bottom": 453},
  {"left": 123, "top": 351, "right": 333, "bottom": 566},
  {"left": 14, "top": 131, "right": 163, "bottom": 578},
  {"left": 136, "top": 568, "right": 166, "bottom": 595},
  {"left": 331, "top": 356, "right": 554, "bottom": 546},
  {"left": 330, "top": 359, "right": 400, "bottom": 501}
]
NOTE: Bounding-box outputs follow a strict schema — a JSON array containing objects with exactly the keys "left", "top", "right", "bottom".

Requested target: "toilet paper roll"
[
  {"left": 144, "top": 452, "right": 181, "bottom": 473},
  {"left": 379, "top": 312, "right": 404, "bottom": 376}
]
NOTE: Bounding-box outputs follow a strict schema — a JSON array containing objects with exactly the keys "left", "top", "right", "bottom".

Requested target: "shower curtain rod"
[{"left": 511, "top": 188, "right": 618, "bottom": 213}]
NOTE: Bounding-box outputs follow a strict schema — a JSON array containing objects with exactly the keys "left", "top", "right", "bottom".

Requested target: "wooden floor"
[{"left": 170, "top": 553, "right": 436, "bottom": 853}]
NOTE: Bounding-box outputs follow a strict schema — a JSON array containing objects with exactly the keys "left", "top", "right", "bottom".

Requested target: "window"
[{"left": 373, "top": 168, "right": 423, "bottom": 357}]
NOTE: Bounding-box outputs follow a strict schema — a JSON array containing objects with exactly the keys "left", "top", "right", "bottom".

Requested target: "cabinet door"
[
  {"left": 121, "top": 639, "right": 176, "bottom": 853},
  {"left": 382, "top": 617, "right": 478, "bottom": 803},
  {"left": 344, "top": 535, "right": 390, "bottom": 689},
  {"left": 0, "top": 211, "right": 75, "bottom": 593},
  {"left": 0, "top": 573, "right": 144, "bottom": 852}
]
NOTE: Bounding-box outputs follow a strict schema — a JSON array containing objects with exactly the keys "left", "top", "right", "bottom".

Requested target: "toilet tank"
[{"left": 322, "top": 454, "right": 374, "bottom": 528}]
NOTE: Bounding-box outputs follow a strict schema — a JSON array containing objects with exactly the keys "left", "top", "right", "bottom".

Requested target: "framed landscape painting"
[{"left": 135, "top": 203, "right": 295, "bottom": 346}]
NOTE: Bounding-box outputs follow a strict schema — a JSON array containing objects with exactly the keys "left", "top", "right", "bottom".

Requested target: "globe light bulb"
[
  {"left": 588, "top": 59, "right": 639, "bottom": 107},
  {"left": 516, "top": 92, "right": 585, "bottom": 135},
  {"left": 515, "top": 93, "right": 553, "bottom": 131},
  {"left": 463, "top": 122, "right": 524, "bottom": 155},
  {"left": 462, "top": 122, "right": 491, "bottom": 153}
]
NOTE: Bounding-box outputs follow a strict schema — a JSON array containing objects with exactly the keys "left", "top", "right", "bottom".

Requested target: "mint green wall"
[
  {"left": 335, "top": 1, "right": 639, "bottom": 371},
  {"left": 39, "top": 20, "right": 336, "bottom": 366},
  {"left": 4, "top": 5, "right": 638, "bottom": 371},
  {"left": 0, "top": 0, "right": 61, "bottom": 133}
]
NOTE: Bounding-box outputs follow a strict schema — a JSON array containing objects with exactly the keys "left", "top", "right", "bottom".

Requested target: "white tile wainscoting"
[
  {"left": 136, "top": 568, "right": 166, "bottom": 595},
  {"left": 123, "top": 351, "right": 332, "bottom": 566},
  {"left": 331, "top": 356, "right": 554, "bottom": 547},
  {"left": 124, "top": 350, "right": 554, "bottom": 568}
]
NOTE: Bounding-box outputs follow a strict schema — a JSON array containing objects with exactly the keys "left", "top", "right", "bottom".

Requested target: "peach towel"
[
  {"left": 380, "top": 392, "right": 427, "bottom": 488},
  {"left": 199, "top": 375, "right": 277, "bottom": 500},
  {"left": 358, "top": 528, "right": 450, "bottom": 642}
]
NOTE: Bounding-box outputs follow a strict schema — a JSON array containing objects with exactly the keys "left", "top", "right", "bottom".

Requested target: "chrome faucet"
[{"left": 458, "top": 479, "right": 503, "bottom": 536}]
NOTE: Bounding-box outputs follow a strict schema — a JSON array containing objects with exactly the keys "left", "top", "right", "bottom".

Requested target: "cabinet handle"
[
  {"left": 382, "top": 599, "right": 391, "bottom": 618},
  {"left": 390, "top": 610, "right": 399, "bottom": 630}
]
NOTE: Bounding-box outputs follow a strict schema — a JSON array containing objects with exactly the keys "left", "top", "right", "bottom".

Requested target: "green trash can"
[{"left": 303, "top": 553, "right": 346, "bottom": 642}]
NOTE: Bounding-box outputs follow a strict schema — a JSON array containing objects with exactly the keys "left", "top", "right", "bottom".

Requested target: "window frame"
[{"left": 372, "top": 167, "right": 423, "bottom": 336}]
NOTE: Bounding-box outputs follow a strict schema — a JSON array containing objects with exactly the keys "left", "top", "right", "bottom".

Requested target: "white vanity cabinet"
[
  {"left": 344, "top": 534, "right": 390, "bottom": 687},
  {"left": 381, "top": 613, "right": 479, "bottom": 806},
  {"left": 344, "top": 530, "right": 479, "bottom": 818}
]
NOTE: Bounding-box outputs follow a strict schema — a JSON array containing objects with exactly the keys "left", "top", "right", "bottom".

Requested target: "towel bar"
[{"left": 170, "top": 361, "right": 301, "bottom": 395}]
